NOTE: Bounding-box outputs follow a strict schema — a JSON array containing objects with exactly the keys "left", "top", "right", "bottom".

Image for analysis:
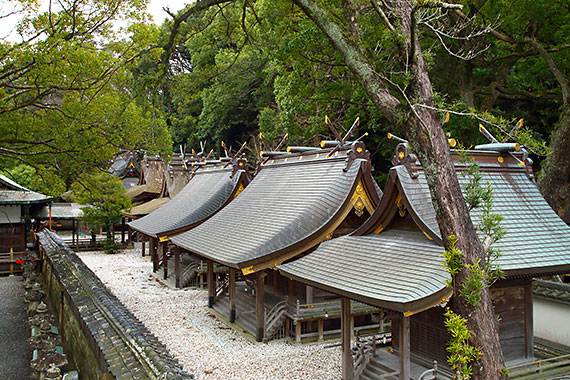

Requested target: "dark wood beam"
[
  {"left": 150, "top": 237, "right": 157, "bottom": 272},
  {"left": 255, "top": 271, "right": 265, "bottom": 342},
  {"left": 399, "top": 315, "right": 410, "bottom": 380},
  {"left": 229, "top": 267, "right": 236, "bottom": 323},
  {"left": 207, "top": 260, "right": 214, "bottom": 308},
  {"left": 524, "top": 284, "right": 534, "bottom": 359},
  {"left": 141, "top": 234, "right": 146, "bottom": 257},
  {"left": 174, "top": 245, "right": 181, "bottom": 288},
  {"left": 121, "top": 217, "right": 126, "bottom": 243},
  {"left": 341, "top": 297, "right": 353, "bottom": 380},
  {"left": 162, "top": 242, "right": 168, "bottom": 280}
]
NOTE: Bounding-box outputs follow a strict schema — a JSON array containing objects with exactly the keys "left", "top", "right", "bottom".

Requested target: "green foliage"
[
  {"left": 73, "top": 172, "right": 131, "bottom": 253},
  {"left": 1, "top": 0, "right": 171, "bottom": 192},
  {"left": 442, "top": 234, "right": 462, "bottom": 287},
  {"left": 444, "top": 308, "right": 482, "bottom": 378}
]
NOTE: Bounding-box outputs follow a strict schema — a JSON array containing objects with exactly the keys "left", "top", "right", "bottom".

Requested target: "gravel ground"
[{"left": 78, "top": 248, "right": 342, "bottom": 380}]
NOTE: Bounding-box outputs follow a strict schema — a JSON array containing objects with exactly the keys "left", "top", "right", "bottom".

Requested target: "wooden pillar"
[
  {"left": 141, "top": 234, "right": 146, "bottom": 257},
  {"left": 150, "top": 237, "right": 157, "bottom": 272},
  {"left": 341, "top": 297, "right": 354, "bottom": 380},
  {"left": 229, "top": 267, "right": 236, "bottom": 323},
  {"left": 288, "top": 278, "right": 294, "bottom": 297},
  {"left": 306, "top": 285, "right": 313, "bottom": 304},
  {"left": 295, "top": 321, "right": 302, "bottom": 343},
  {"left": 174, "top": 246, "right": 181, "bottom": 288},
  {"left": 524, "top": 284, "right": 534, "bottom": 358},
  {"left": 72, "top": 219, "right": 76, "bottom": 246},
  {"left": 207, "top": 260, "right": 214, "bottom": 308},
  {"left": 121, "top": 217, "right": 126, "bottom": 243},
  {"left": 162, "top": 242, "right": 168, "bottom": 280},
  {"left": 399, "top": 315, "right": 410, "bottom": 380},
  {"left": 255, "top": 271, "right": 265, "bottom": 342},
  {"left": 318, "top": 319, "right": 324, "bottom": 341},
  {"left": 127, "top": 225, "right": 132, "bottom": 245}
]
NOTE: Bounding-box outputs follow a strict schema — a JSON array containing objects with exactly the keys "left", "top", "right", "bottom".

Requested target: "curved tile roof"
[
  {"left": 171, "top": 149, "right": 380, "bottom": 270},
  {"left": 0, "top": 174, "right": 53, "bottom": 205},
  {"left": 128, "top": 163, "right": 246, "bottom": 238},
  {"left": 278, "top": 230, "right": 450, "bottom": 313},
  {"left": 386, "top": 151, "right": 570, "bottom": 277}
]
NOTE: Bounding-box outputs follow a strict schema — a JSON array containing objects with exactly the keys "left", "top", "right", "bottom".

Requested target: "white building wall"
[
  {"left": 0, "top": 205, "right": 22, "bottom": 224},
  {"left": 533, "top": 297, "right": 570, "bottom": 346}
]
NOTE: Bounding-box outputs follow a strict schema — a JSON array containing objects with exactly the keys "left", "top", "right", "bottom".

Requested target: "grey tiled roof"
[
  {"left": 38, "top": 203, "right": 83, "bottom": 219},
  {"left": 171, "top": 149, "right": 377, "bottom": 269},
  {"left": 128, "top": 163, "right": 244, "bottom": 237},
  {"left": 279, "top": 230, "right": 450, "bottom": 312},
  {"left": 0, "top": 174, "right": 52, "bottom": 204},
  {"left": 534, "top": 280, "right": 570, "bottom": 304},
  {"left": 395, "top": 153, "right": 570, "bottom": 277}
]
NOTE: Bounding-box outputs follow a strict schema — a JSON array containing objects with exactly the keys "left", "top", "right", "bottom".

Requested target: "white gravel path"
[{"left": 77, "top": 248, "right": 342, "bottom": 380}]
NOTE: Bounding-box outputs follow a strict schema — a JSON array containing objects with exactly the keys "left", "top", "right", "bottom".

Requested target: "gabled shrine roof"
[
  {"left": 359, "top": 148, "right": 570, "bottom": 278},
  {"left": 109, "top": 151, "right": 140, "bottom": 179},
  {"left": 129, "top": 161, "right": 248, "bottom": 238},
  {"left": 278, "top": 229, "right": 450, "bottom": 314},
  {"left": 0, "top": 174, "right": 53, "bottom": 205},
  {"left": 279, "top": 146, "right": 570, "bottom": 314},
  {"left": 170, "top": 145, "right": 381, "bottom": 273}
]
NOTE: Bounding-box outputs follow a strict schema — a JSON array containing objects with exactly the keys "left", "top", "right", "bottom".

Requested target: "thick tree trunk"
[
  {"left": 291, "top": 0, "right": 506, "bottom": 378},
  {"left": 538, "top": 109, "right": 570, "bottom": 218},
  {"left": 528, "top": 38, "right": 570, "bottom": 218}
]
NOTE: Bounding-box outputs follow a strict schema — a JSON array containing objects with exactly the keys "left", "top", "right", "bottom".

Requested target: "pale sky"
[{"left": 0, "top": 0, "right": 189, "bottom": 41}]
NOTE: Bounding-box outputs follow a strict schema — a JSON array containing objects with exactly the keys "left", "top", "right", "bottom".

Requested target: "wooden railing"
[
  {"left": 352, "top": 332, "right": 393, "bottom": 380},
  {"left": 264, "top": 301, "right": 288, "bottom": 341},
  {"left": 507, "top": 353, "right": 570, "bottom": 379}
]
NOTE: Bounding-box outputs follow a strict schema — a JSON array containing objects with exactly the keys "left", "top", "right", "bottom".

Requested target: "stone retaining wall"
[{"left": 38, "top": 230, "right": 193, "bottom": 380}]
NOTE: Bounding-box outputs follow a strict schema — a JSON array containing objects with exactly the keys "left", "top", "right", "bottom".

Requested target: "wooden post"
[
  {"left": 295, "top": 320, "right": 302, "bottom": 343},
  {"left": 162, "top": 242, "right": 168, "bottom": 280},
  {"left": 318, "top": 319, "right": 324, "bottom": 341},
  {"left": 255, "top": 271, "right": 265, "bottom": 342},
  {"left": 121, "top": 217, "right": 126, "bottom": 243},
  {"left": 399, "top": 315, "right": 410, "bottom": 380},
  {"left": 150, "top": 237, "right": 157, "bottom": 272},
  {"left": 174, "top": 246, "right": 181, "bottom": 288},
  {"left": 351, "top": 314, "right": 355, "bottom": 339},
  {"left": 207, "top": 260, "right": 214, "bottom": 308},
  {"left": 306, "top": 285, "right": 314, "bottom": 304},
  {"left": 524, "top": 284, "right": 534, "bottom": 359},
  {"left": 341, "top": 297, "right": 354, "bottom": 380},
  {"left": 229, "top": 267, "right": 236, "bottom": 323},
  {"left": 72, "top": 219, "right": 76, "bottom": 246},
  {"left": 141, "top": 234, "right": 146, "bottom": 257}
]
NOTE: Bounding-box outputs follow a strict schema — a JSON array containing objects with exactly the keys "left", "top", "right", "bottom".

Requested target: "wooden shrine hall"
[
  {"left": 129, "top": 155, "right": 249, "bottom": 288},
  {"left": 170, "top": 140, "right": 382, "bottom": 342},
  {"left": 279, "top": 141, "right": 570, "bottom": 379},
  {"left": 109, "top": 150, "right": 142, "bottom": 190},
  {"left": 0, "top": 174, "right": 52, "bottom": 272}
]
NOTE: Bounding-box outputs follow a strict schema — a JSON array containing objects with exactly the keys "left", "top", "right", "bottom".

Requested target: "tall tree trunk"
[
  {"left": 528, "top": 38, "right": 570, "bottom": 218},
  {"left": 290, "top": 0, "right": 506, "bottom": 378}
]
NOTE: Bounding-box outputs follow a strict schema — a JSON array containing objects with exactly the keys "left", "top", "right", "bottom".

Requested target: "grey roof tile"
[
  {"left": 395, "top": 155, "right": 570, "bottom": 276},
  {"left": 279, "top": 230, "right": 449, "bottom": 312},
  {"left": 129, "top": 163, "right": 244, "bottom": 237},
  {"left": 171, "top": 150, "right": 378, "bottom": 268}
]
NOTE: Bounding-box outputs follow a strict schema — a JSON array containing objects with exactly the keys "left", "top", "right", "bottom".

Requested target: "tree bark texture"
[
  {"left": 529, "top": 39, "right": 570, "bottom": 219},
  {"left": 290, "top": 0, "right": 506, "bottom": 378}
]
